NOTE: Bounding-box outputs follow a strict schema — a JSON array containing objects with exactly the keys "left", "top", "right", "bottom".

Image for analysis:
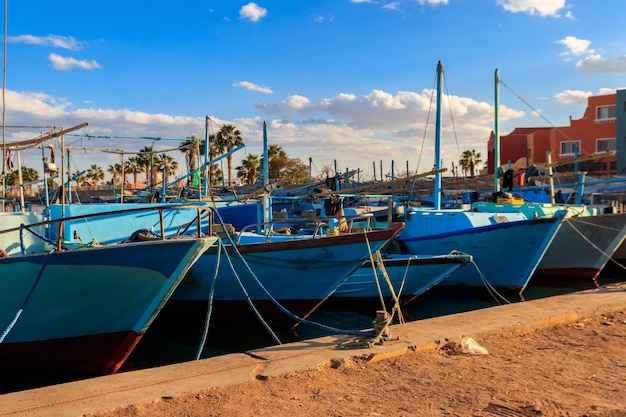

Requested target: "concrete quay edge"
[{"left": 1, "top": 284, "right": 625, "bottom": 417}]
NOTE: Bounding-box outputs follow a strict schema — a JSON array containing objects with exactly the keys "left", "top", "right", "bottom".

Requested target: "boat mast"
[
  {"left": 203, "top": 116, "right": 209, "bottom": 198},
  {"left": 494, "top": 68, "right": 501, "bottom": 193},
  {"left": 1, "top": 0, "right": 6, "bottom": 211},
  {"left": 262, "top": 121, "right": 270, "bottom": 224},
  {"left": 434, "top": 60, "right": 443, "bottom": 210}
]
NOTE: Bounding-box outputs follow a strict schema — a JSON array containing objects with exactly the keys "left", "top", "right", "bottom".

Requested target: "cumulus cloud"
[
  {"left": 233, "top": 81, "right": 273, "bottom": 94},
  {"left": 49, "top": 53, "right": 101, "bottom": 71},
  {"left": 557, "top": 36, "right": 594, "bottom": 57},
  {"left": 239, "top": 2, "right": 267, "bottom": 22},
  {"left": 576, "top": 55, "right": 626, "bottom": 74},
  {"left": 256, "top": 89, "right": 523, "bottom": 131},
  {"left": 497, "top": 0, "right": 569, "bottom": 17},
  {"left": 8, "top": 34, "right": 83, "bottom": 51},
  {"left": 554, "top": 89, "right": 593, "bottom": 105}
]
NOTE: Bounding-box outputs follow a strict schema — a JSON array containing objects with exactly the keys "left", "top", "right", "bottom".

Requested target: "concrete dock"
[{"left": 1, "top": 283, "right": 625, "bottom": 417}]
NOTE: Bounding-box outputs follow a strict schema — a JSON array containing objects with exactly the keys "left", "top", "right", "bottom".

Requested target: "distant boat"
[
  {"left": 0, "top": 207, "right": 217, "bottom": 375},
  {"left": 397, "top": 62, "right": 565, "bottom": 293},
  {"left": 331, "top": 251, "right": 473, "bottom": 306}
]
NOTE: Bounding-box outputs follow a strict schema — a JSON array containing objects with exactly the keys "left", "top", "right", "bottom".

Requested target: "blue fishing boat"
[
  {"left": 332, "top": 251, "right": 473, "bottom": 306},
  {"left": 472, "top": 202, "right": 626, "bottom": 283},
  {"left": 169, "top": 218, "right": 405, "bottom": 329},
  {"left": 397, "top": 62, "right": 565, "bottom": 293},
  {"left": 44, "top": 202, "right": 404, "bottom": 328},
  {"left": 0, "top": 207, "right": 217, "bottom": 375}
]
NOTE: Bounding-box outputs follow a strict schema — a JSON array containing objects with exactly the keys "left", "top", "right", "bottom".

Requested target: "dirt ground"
[{"left": 88, "top": 309, "right": 626, "bottom": 417}]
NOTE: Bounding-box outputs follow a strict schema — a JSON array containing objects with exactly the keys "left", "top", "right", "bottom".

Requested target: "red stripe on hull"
[
  {"left": 0, "top": 331, "right": 143, "bottom": 376},
  {"left": 533, "top": 267, "right": 601, "bottom": 281}
]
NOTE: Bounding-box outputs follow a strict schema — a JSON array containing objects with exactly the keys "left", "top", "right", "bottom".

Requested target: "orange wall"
[{"left": 488, "top": 93, "right": 617, "bottom": 173}]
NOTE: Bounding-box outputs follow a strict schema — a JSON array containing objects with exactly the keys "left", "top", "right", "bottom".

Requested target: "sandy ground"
[{"left": 87, "top": 308, "right": 626, "bottom": 417}]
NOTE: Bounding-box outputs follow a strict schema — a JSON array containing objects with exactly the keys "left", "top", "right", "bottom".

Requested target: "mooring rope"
[
  {"left": 210, "top": 209, "right": 380, "bottom": 340},
  {"left": 471, "top": 260, "right": 512, "bottom": 305},
  {"left": 566, "top": 217, "right": 626, "bottom": 283},
  {"left": 195, "top": 237, "right": 223, "bottom": 360}
]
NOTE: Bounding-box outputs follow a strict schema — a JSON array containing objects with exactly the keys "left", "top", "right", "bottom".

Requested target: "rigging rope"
[{"left": 209, "top": 209, "right": 381, "bottom": 340}]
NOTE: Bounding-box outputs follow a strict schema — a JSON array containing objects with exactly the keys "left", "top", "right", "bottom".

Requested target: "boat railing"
[
  {"left": 234, "top": 213, "right": 376, "bottom": 244},
  {"left": 0, "top": 204, "right": 214, "bottom": 256}
]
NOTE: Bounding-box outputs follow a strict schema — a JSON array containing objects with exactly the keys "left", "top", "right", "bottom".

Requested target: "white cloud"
[
  {"left": 556, "top": 36, "right": 594, "bottom": 57},
  {"left": 49, "top": 53, "right": 101, "bottom": 71},
  {"left": 576, "top": 54, "right": 626, "bottom": 74},
  {"left": 233, "top": 81, "right": 273, "bottom": 94},
  {"left": 3, "top": 86, "right": 525, "bottom": 182},
  {"left": 418, "top": 0, "right": 449, "bottom": 5},
  {"left": 383, "top": 2, "right": 402, "bottom": 11},
  {"left": 497, "top": 0, "right": 569, "bottom": 17},
  {"left": 256, "top": 89, "right": 523, "bottom": 131},
  {"left": 239, "top": 3, "right": 267, "bottom": 22},
  {"left": 8, "top": 34, "right": 83, "bottom": 51},
  {"left": 554, "top": 89, "right": 593, "bottom": 105}
]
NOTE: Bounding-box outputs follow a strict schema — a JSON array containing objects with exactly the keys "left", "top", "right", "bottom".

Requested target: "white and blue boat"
[
  {"left": 397, "top": 62, "right": 565, "bottom": 293},
  {"left": 0, "top": 206, "right": 217, "bottom": 375}
]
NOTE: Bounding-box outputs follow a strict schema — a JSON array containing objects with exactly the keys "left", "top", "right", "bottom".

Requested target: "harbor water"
[{"left": 1, "top": 268, "right": 624, "bottom": 395}]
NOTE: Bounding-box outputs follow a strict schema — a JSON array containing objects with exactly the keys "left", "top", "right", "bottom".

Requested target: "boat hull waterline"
[{"left": 0, "top": 237, "right": 215, "bottom": 375}]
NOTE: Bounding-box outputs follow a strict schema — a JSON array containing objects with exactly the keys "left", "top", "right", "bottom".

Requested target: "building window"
[
  {"left": 596, "top": 105, "right": 616, "bottom": 121},
  {"left": 560, "top": 140, "right": 580, "bottom": 157},
  {"left": 596, "top": 138, "right": 616, "bottom": 153}
]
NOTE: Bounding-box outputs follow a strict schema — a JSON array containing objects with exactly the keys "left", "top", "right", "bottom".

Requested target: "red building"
[{"left": 487, "top": 92, "right": 619, "bottom": 175}]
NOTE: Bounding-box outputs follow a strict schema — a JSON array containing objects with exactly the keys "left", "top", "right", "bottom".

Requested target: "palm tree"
[
  {"left": 459, "top": 149, "right": 482, "bottom": 177},
  {"left": 125, "top": 157, "right": 142, "bottom": 188},
  {"left": 267, "top": 144, "right": 287, "bottom": 182},
  {"left": 239, "top": 153, "right": 260, "bottom": 185},
  {"left": 73, "top": 170, "right": 87, "bottom": 189},
  {"left": 107, "top": 163, "right": 122, "bottom": 187},
  {"left": 5, "top": 166, "right": 39, "bottom": 196},
  {"left": 215, "top": 124, "right": 244, "bottom": 186},
  {"left": 156, "top": 153, "right": 179, "bottom": 184},
  {"left": 179, "top": 135, "right": 200, "bottom": 174},
  {"left": 137, "top": 146, "right": 156, "bottom": 186},
  {"left": 86, "top": 164, "right": 105, "bottom": 189},
  {"left": 206, "top": 133, "right": 222, "bottom": 186},
  {"left": 320, "top": 164, "right": 335, "bottom": 179}
]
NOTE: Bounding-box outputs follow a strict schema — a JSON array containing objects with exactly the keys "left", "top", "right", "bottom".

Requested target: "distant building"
[{"left": 487, "top": 89, "right": 625, "bottom": 175}]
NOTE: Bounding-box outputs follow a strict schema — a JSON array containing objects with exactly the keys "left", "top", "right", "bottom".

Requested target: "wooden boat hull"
[
  {"left": 168, "top": 223, "right": 404, "bottom": 328},
  {"left": 0, "top": 238, "right": 214, "bottom": 375}
]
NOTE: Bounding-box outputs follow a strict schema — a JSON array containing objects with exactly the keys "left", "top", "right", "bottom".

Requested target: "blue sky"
[{"left": 2, "top": 0, "right": 626, "bottom": 182}]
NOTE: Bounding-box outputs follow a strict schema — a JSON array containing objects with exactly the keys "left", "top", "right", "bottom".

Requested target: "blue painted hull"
[
  {"left": 170, "top": 223, "right": 404, "bottom": 326},
  {"left": 399, "top": 210, "right": 562, "bottom": 290},
  {"left": 472, "top": 203, "right": 626, "bottom": 281},
  {"left": 0, "top": 237, "right": 215, "bottom": 375},
  {"left": 333, "top": 252, "right": 472, "bottom": 303}
]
